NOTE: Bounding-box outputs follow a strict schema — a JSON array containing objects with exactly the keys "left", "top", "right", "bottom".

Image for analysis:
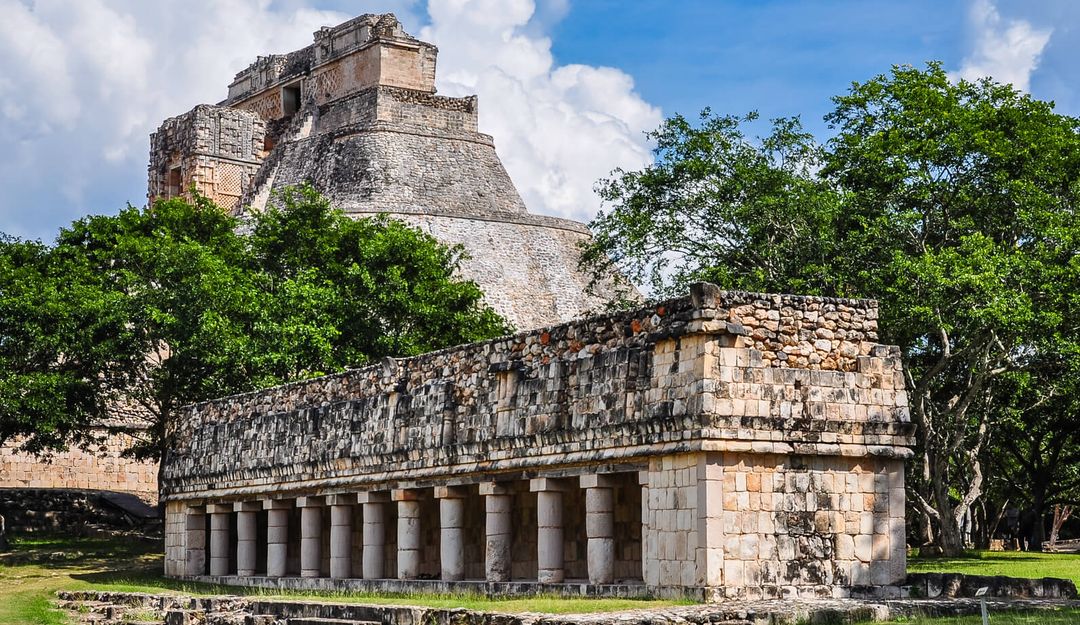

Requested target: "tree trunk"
[
  {"left": 0, "top": 514, "right": 9, "bottom": 552},
  {"left": 937, "top": 516, "right": 966, "bottom": 556},
  {"left": 1049, "top": 505, "right": 1073, "bottom": 547},
  {"left": 1030, "top": 490, "right": 1047, "bottom": 551}
]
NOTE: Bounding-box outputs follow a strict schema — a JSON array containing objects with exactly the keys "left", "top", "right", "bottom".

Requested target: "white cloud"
[
  {"left": 420, "top": 0, "right": 661, "bottom": 223},
  {"left": 0, "top": 0, "right": 656, "bottom": 239},
  {"left": 953, "top": 0, "right": 1052, "bottom": 91},
  {"left": 0, "top": 0, "right": 407, "bottom": 239}
]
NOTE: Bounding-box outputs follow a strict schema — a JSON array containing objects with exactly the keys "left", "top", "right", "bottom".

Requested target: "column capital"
[
  {"left": 357, "top": 491, "right": 391, "bottom": 504},
  {"left": 206, "top": 503, "right": 233, "bottom": 514},
  {"left": 263, "top": 498, "right": 293, "bottom": 510},
  {"left": 296, "top": 495, "right": 326, "bottom": 508},
  {"left": 478, "top": 482, "right": 513, "bottom": 496},
  {"left": 184, "top": 504, "right": 207, "bottom": 515},
  {"left": 579, "top": 474, "right": 618, "bottom": 489},
  {"left": 530, "top": 477, "right": 570, "bottom": 492},
  {"left": 326, "top": 493, "right": 357, "bottom": 506},
  {"left": 392, "top": 488, "right": 424, "bottom": 502},
  {"left": 434, "top": 485, "right": 470, "bottom": 499},
  {"left": 638, "top": 470, "right": 651, "bottom": 486},
  {"left": 234, "top": 501, "right": 263, "bottom": 512}
]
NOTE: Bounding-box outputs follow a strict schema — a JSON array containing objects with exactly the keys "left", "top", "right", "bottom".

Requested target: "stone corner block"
[
  {"left": 263, "top": 499, "right": 293, "bottom": 510},
  {"left": 356, "top": 491, "right": 391, "bottom": 504},
  {"left": 434, "top": 485, "right": 470, "bottom": 499}
]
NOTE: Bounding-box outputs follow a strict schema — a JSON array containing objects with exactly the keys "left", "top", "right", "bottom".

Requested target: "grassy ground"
[
  {"left": 908, "top": 549, "right": 1080, "bottom": 585},
  {"left": 7, "top": 537, "right": 1080, "bottom": 625},
  {"left": 893, "top": 550, "right": 1080, "bottom": 624},
  {"left": 0, "top": 533, "right": 687, "bottom": 625}
]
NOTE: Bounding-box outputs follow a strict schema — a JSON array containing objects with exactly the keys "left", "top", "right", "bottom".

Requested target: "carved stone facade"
[
  {"left": 162, "top": 284, "right": 914, "bottom": 600},
  {"left": 147, "top": 105, "right": 267, "bottom": 213},
  {"left": 147, "top": 13, "right": 609, "bottom": 330}
]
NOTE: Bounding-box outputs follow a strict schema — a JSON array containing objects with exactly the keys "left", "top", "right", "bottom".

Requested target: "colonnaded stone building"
[
  {"left": 162, "top": 284, "right": 914, "bottom": 600},
  {"left": 147, "top": 12, "right": 606, "bottom": 330}
]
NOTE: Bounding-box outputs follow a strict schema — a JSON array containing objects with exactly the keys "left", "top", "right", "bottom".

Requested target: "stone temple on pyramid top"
[{"left": 147, "top": 12, "right": 609, "bottom": 330}]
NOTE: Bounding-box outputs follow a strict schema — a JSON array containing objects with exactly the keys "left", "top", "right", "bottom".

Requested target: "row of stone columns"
[{"left": 198, "top": 475, "right": 624, "bottom": 584}]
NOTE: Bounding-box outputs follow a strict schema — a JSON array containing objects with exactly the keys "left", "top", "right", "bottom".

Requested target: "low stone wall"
[
  {"left": 54, "top": 590, "right": 1080, "bottom": 625},
  {"left": 905, "top": 572, "right": 1078, "bottom": 599}
]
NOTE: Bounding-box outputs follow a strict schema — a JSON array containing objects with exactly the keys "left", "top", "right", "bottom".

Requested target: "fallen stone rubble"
[{"left": 55, "top": 590, "right": 1080, "bottom": 625}]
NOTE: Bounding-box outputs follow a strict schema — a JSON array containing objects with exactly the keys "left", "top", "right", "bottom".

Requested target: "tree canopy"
[
  {"left": 0, "top": 185, "right": 510, "bottom": 460},
  {"left": 583, "top": 62, "right": 1080, "bottom": 555}
]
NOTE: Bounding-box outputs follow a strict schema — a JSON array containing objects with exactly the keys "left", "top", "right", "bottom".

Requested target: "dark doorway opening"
[{"left": 282, "top": 84, "right": 302, "bottom": 116}]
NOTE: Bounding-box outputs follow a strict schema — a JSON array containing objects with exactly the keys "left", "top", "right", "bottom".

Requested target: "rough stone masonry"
[
  {"left": 147, "top": 12, "right": 609, "bottom": 330},
  {"left": 162, "top": 283, "right": 914, "bottom": 601}
]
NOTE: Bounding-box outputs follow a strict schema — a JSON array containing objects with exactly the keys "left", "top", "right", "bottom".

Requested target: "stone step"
[
  {"left": 287, "top": 619, "right": 381, "bottom": 625},
  {"left": 165, "top": 609, "right": 205, "bottom": 625}
]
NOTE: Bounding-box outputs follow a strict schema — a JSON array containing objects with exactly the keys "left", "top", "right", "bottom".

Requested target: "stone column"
[
  {"left": 436, "top": 485, "right": 468, "bottom": 581},
  {"left": 184, "top": 505, "right": 206, "bottom": 577},
  {"left": 530, "top": 478, "right": 566, "bottom": 583},
  {"left": 480, "top": 483, "right": 512, "bottom": 582},
  {"left": 297, "top": 496, "right": 325, "bottom": 578},
  {"left": 358, "top": 492, "right": 390, "bottom": 579},
  {"left": 581, "top": 474, "right": 616, "bottom": 584},
  {"left": 264, "top": 499, "right": 291, "bottom": 578},
  {"left": 327, "top": 494, "right": 355, "bottom": 580},
  {"left": 393, "top": 489, "right": 422, "bottom": 580},
  {"left": 207, "top": 503, "right": 232, "bottom": 577},
  {"left": 234, "top": 502, "right": 261, "bottom": 577}
]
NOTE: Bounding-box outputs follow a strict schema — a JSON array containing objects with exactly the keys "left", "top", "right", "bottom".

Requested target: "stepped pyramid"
[{"left": 148, "top": 13, "right": 613, "bottom": 330}]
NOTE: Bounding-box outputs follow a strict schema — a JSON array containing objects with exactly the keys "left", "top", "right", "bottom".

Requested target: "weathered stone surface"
[
  {"left": 55, "top": 590, "right": 1080, "bottom": 625},
  {"left": 147, "top": 12, "right": 611, "bottom": 330},
  {"left": 0, "top": 427, "right": 158, "bottom": 502},
  {"left": 904, "top": 572, "right": 1078, "bottom": 599},
  {"left": 162, "top": 284, "right": 913, "bottom": 598}
]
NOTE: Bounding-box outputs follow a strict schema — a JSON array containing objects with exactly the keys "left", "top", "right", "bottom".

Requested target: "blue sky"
[{"left": 0, "top": 0, "right": 1073, "bottom": 241}]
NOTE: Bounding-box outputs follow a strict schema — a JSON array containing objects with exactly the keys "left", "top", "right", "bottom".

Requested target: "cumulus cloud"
[
  {"left": 0, "top": 0, "right": 659, "bottom": 240},
  {"left": 420, "top": 0, "right": 661, "bottom": 223},
  {"left": 0, "top": 0, "right": 413, "bottom": 239},
  {"left": 953, "top": 0, "right": 1052, "bottom": 91}
]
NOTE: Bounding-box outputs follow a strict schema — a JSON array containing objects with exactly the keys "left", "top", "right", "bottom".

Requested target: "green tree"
[
  {"left": 583, "top": 63, "right": 1080, "bottom": 556},
  {"left": 583, "top": 111, "right": 843, "bottom": 299},
  {"left": 249, "top": 186, "right": 509, "bottom": 380},
  {"left": 984, "top": 350, "right": 1080, "bottom": 549},
  {"left": 0, "top": 186, "right": 510, "bottom": 462}
]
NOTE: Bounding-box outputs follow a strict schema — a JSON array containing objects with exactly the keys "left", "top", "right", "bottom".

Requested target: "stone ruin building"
[
  {"left": 147, "top": 12, "right": 606, "bottom": 330},
  {"left": 163, "top": 283, "right": 914, "bottom": 600}
]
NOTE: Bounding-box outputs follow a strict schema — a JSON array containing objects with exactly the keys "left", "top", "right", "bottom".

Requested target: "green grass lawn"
[
  {"left": 908, "top": 549, "right": 1080, "bottom": 586},
  {"left": 8, "top": 537, "right": 1080, "bottom": 625},
  {"left": 0, "top": 533, "right": 687, "bottom": 625},
  {"left": 895, "top": 550, "right": 1080, "bottom": 624}
]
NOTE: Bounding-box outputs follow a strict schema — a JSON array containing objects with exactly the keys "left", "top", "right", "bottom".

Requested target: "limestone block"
[
  {"left": 439, "top": 496, "right": 466, "bottom": 581},
  {"left": 236, "top": 511, "right": 257, "bottom": 576},
  {"left": 362, "top": 501, "right": 386, "bottom": 579},
  {"left": 209, "top": 511, "right": 230, "bottom": 577},
  {"left": 300, "top": 507, "right": 322, "bottom": 578},
  {"left": 266, "top": 508, "right": 289, "bottom": 577},
  {"left": 329, "top": 504, "right": 353, "bottom": 579},
  {"left": 854, "top": 535, "right": 873, "bottom": 563}
]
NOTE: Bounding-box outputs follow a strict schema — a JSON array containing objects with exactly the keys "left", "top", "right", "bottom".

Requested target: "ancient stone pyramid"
[{"left": 148, "top": 13, "right": 611, "bottom": 330}]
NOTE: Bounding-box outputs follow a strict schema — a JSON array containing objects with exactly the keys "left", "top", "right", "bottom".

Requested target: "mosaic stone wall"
[{"left": 163, "top": 284, "right": 913, "bottom": 597}]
